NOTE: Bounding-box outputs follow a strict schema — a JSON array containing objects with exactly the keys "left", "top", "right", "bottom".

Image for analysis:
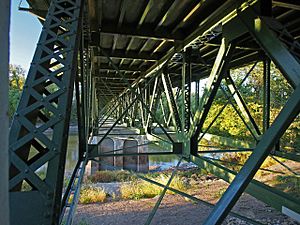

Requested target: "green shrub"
[{"left": 87, "top": 170, "right": 133, "bottom": 183}]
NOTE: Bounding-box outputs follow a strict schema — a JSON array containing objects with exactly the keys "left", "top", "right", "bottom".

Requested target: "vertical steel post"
[
  {"left": 263, "top": 56, "right": 271, "bottom": 132},
  {"left": 195, "top": 80, "right": 200, "bottom": 110},
  {"left": 162, "top": 68, "right": 182, "bottom": 131},
  {"left": 0, "top": 0, "right": 10, "bottom": 224},
  {"left": 182, "top": 47, "right": 192, "bottom": 132},
  {"left": 191, "top": 40, "right": 235, "bottom": 153}
]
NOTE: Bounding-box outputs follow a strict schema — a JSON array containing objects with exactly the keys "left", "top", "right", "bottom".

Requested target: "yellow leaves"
[{"left": 9, "top": 78, "right": 25, "bottom": 90}]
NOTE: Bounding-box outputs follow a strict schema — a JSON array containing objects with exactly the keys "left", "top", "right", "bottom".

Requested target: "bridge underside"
[{"left": 8, "top": 0, "right": 300, "bottom": 224}]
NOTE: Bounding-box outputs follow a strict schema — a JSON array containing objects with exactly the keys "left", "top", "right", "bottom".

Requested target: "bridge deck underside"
[
  {"left": 26, "top": 0, "right": 300, "bottom": 97},
  {"left": 9, "top": 0, "right": 300, "bottom": 224}
]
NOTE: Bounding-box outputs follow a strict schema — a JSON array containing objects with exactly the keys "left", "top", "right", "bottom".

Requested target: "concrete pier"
[{"left": 88, "top": 120, "right": 149, "bottom": 174}]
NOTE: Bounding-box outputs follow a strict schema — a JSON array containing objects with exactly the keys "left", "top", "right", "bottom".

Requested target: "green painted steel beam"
[
  {"left": 190, "top": 38, "right": 227, "bottom": 137},
  {"left": 100, "top": 21, "right": 183, "bottom": 41},
  {"left": 139, "top": 0, "right": 258, "bottom": 84},
  {"left": 202, "top": 133, "right": 255, "bottom": 149},
  {"left": 0, "top": 0, "right": 10, "bottom": 223},
  {"left": 98, "top": 48, "right": 161, "bottom": 61},
  {"left": 273, "top": 151, "right": 300, "bottom": 163},
  {"left": 190, "top": 155, "right": 300, "bottom": 221},
  {"left": 263, "top": 56, "right": 271, "bottom": 132},
  {"left": 225, "top": 75, "right": 261, "bottom": 138},
  {"left": 237, "top": 6, "right": 300, "bottom": 88},
  {"left": 161, "top": 72, "right": 182, "bottom": 132},
  {"left": 8, "top": 0, "right": 83, "bottom": 224},
  {"left": 203, "top": 82, "right": 300, "bottom": 224}
]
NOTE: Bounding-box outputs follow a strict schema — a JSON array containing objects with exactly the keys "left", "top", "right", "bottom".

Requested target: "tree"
[{"left": 8, "top": 65, "right": 26, "bottom": 119}]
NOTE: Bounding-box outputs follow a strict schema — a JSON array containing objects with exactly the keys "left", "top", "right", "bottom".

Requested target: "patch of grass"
[
  {"left": 120, "top": 174, "right": 188, "bottom": 200},
  {"left": 177, "top": 168, "right": 208, "bottom": 178},
  {"left": 79, "top": 187, "right": 107, "bottom": 204},
  {"left": 87, "top": 168, "right": 208, "bottom": 184},
  {"left": 273, "top": 175, "right": 300, "bottom": 198},
  {"left": 87, "top": 170, "right": 134, "bottom": 183},
  {"left": 221, "top": 153, "right": 278, "bottom": 174},
  {"left": 120, "top": 180, "right": 160, "bottom": 199}
]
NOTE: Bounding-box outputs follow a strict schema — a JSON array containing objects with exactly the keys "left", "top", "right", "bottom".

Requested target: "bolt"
[{"left": 25, "top": 169, "right": 29, "bottom": 174}]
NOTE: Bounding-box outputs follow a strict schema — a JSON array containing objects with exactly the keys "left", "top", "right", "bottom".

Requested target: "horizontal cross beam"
[
  {"left": 98, "top": 64, "right": 146, "bottom": 72},
  {"left": 100, "top": 23, "right": 184, "bottom": 41},
  {"left": 97, "top": 48, "right": 162, "bottom": 61}
]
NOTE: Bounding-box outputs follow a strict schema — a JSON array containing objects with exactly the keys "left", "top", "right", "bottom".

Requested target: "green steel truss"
[
  {"left": 8, "top": 0, "right": 300, "bottom": 225},
  {"left": 8, "top": 0, "right": 85, "bottom": 224},
  {"left": 94, "top": 3, "right": 300, "bottom": 224}
]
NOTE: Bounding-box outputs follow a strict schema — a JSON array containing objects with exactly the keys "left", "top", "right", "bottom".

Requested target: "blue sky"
[{"left": 10, "top": 1, "right": 42, "bottom": 72}]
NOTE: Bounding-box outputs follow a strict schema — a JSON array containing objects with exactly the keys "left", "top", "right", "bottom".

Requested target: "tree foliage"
[
  {"left": 8, "top": 64, "right": 78, "bottom": 123},
  {"left": 8, "top": 65, "right": 25, "bottom": 118},
  {"left": 154, "top": 62, "right": 299, "bottom": 152}
]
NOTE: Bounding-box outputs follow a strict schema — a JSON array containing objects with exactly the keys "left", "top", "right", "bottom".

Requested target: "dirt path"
[{"left": 74, "top": 180, "right": 299, "bottom": 225}]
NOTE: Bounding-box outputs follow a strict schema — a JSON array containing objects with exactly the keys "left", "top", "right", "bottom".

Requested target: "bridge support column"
[
  {"left": 0, "top": 0, "right": 11, "bottom": 224},
  {"left": 8, "top": 0, "right": 84, "bottom": 224}
]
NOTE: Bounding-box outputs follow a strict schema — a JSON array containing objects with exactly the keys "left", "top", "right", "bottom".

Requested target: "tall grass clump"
[
  {"left": 79, "top": 187, "right": 107, "bottom": 204},
  {"left": 120, "top": 174, "right": 188, "bottom": 200}
]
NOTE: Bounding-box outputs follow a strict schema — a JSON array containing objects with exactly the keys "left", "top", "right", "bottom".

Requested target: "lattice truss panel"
[
  {"left": 9, "top": 0, "right": 83, "bottom": 224},
  {"left": 8, "top": 0, "right": 300, "bottom": 225}
]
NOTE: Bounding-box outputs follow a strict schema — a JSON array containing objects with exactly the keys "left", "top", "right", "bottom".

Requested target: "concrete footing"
[{"left": 88, "top": 135, "right": 149, "bottom": 174}]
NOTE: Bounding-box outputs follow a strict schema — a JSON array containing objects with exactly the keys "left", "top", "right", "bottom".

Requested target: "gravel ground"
[{"left": 74, "top": 180, "right": 300, "bottom": 225}]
